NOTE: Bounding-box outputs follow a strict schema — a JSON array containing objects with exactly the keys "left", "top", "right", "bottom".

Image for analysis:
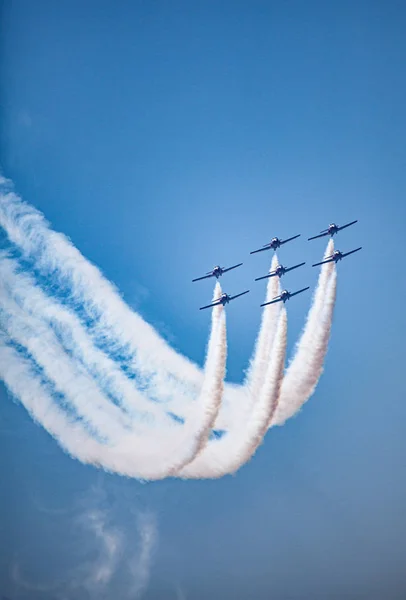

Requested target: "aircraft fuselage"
[{"left": 328, "top": 223, "right": 339, "bottom": 235}]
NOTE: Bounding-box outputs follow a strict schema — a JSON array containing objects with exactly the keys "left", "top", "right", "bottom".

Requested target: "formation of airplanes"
[{"left": 193, "top": 220, "right": 361, "bottom": 310}]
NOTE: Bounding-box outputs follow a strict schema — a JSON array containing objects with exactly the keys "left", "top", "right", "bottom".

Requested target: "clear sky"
[{"left": 1, "top": 1, "right": 406, "bottom": 598}]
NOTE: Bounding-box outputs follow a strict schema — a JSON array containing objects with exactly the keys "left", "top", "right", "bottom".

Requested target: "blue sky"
[{"left": 1, "top": 1, "right": 406, "bottom": 598}]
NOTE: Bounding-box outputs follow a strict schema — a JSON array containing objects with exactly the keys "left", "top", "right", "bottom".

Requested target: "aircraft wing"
[
  {"left": 255, "top": 271, "right": 277, "bottom": 281},
  {"left": 284, "top": 262, "right": 306, "bottom": 273},
  {"left": 192, "top": 273, "right": 214, "bottom": 282},
  {"left": 260, "top": 296, "right": 282, "bottom": 307},
  {"left": 199, "top": 299, "right": 222, "bottom": 310},
  {"left": 312, "top": 257, "right": 335, "bottom": 267},
  {"left": 289, "top": 286, "right": 310, "bottom": 298},
  {"left": 308, "top": 231, "right": 329, "bottom": 241},
  {"left": 222, "top": 262, "right": 243, "bottom": 273},
  {"left": 280, "top": 234, "right": 301, "bottom": 245},
  {"left": 250, "top": 245, "right": 270, "bottom": 255},
  {"left": 229, "top": 290, "right": 250, "bottom": 301},
  {"left": 341, "top": 246, "right": 362, "bottom": 258},
  {"left": 337, "top": 220, "right": 358, "bottom": 232}
]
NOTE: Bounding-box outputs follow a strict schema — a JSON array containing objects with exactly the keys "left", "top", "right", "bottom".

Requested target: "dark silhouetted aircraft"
[
  {"left": 260, "top": 287, "right": 309, "bottom": 307},
  {"left": 200, "top": 290, "right": 250, "bottom": 310},
  {"left": 250, "top": 234, "right": 300, "bottom": 254},
  {"left": 312, "top": 247, "right": 362, "bottom": 267},
  {"left": 255, "top": 262, "right": 306, "bottom": 281},
  {"left": 192, "top": 263, "right": 243, "bottom": 282},
  {"left": 308, "top": 220, "right": 358, "bottom": 241}
]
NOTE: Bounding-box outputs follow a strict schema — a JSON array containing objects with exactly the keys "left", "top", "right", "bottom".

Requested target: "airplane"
[
  {"left": 308, "top": 220, "right": 358, "bottom": 241},
  {"left": 192, "top": 263, "right": 243, "bottom": 282},
  {"left": 255, "top": 262, "right": 306, "bottom": 281},
  {"left": 200, "top": 290, "right": 250, "bottom": 310},
  {"left": 312, "top": 247, "right": 362, "bottom": 267},
  {"left": 250, "top": 234, "right": 301, "bottom": 254},
  {"left": 261, "top": 287, "right": 310, "bottom": 306}
]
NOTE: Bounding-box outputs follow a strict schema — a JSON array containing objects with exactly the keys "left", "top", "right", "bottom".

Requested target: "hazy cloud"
[{"left": 128, "top": 511, "right": 158, "bottom": 598}]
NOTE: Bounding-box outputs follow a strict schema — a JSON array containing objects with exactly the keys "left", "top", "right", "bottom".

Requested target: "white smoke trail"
[
  {"left": 0, "top": 177, "right": 340, "bottom": 479},
  {"left": 0, "top": 180, "right": 250, "bottom": 426},
  {"left": 172, "top": 280, "right": 227, "bottom": 466},
  {"left": 0, "top": 272, "right": 227, "bottom": 478},
  {"left": 178, "top": 307, "right": 287, "bottom": 478},
  {"left": 0, "top": 253, "right": 172, "bottom": 427},
  {"left": 211, "top": 256, "right": 282, "bottom": 433},
  {"left": 271, "top": 240, "right": 337, "bottom": 426},
  {"left": 0, "top": 180, "right": 203, "bottom": 411},
  {"left": 0, "top": 336, "right": 197, "bottom": 479},
  {"left": 0, "top": 335, "right": 105, "bottom": 460},
  {"left": 0, "top": 179, "right": 249, "bottom": 426},
  {"left": 0, "top": 270, "right": 134, "bottom": 440},
  {"left": 244, "top": 255, "right": 281, "bottom": 401}
]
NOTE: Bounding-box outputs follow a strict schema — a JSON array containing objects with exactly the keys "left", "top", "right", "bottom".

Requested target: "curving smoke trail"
[
  {"left": 0, "top": 177, "right": 339, "bottom": 479},
  {"left": 179, "top": 307, "right": 287, "bottom": 478},
  {"left": 0, "top": 178, "right": 203, "bottom": 410},
  {"left": 271, "top": 239, "right": 337, "bottom": 426},
  {"left": 245, "top": 254, "right": 282, "bottom": 404},
  {"left": 0, "top": 261, "right": 133, "bottom": 440},
  {"left": 0, "top": 258, "right": 227, "bottom": 478},
  {"left": 163, "top": 280, "right": 228, "bottom": 475},
  {"left": 0, "top": 253, "right": 178, "bottom": 428},
  {"left": 212, "top": 255, "right": 282, "bottom": 432}
]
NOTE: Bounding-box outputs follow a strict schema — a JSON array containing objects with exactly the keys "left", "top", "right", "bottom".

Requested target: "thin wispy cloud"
[
  {"left": 128, "top": 511, "right": 158, "bottom": 599},
  {"left": 11, "top": 486, "right": 157, "bottom": 600},
  {"left": 80, "top": 509, "right": 123, "bottom": 594}
]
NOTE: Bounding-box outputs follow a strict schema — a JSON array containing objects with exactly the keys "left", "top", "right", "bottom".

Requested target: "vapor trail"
[
  {"left": 244, "top": 254, "right": 281, "bottom": 403},
  {"left": 0, "top": 265, "right": 134, "bottom": 440},
  {"left": 0, "top": 177, "right": 340, "bottom": 480},
  {"left": 271, "top": 240, "right": 337, "bottom": 426},
  {"left": 0, "top": 179, "right": 202, "bottom": 410},
  {"left": 0, "top": 265, "right": 227, "bottom": 478},
  {"left": 0, "top": 253, "right": 171, "bottom": 428},
  {"left": 212, "top": 255, "right": 282, "bottom": 432},
  {"left": 0, "top": 335, "right": 104, "bottom": 464},
  {"left": 0, "top": 179, "right": 246, "bottom": 425},
  {"left": 171, "top": 281, "right": 227, "bottom": 468},
  {"left": 178, "top": 307, "right": 287, "bottom": 478}
]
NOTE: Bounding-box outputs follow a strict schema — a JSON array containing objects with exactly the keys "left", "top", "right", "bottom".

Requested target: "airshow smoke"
[{"left": 0, "top": 177, "right": 337, "bottom": 479}]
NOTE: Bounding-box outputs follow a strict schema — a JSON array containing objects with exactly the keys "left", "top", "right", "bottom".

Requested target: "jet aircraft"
[
  {"left": 260, "top": 287, "right": 310, "bottom": 307},
  {"left": 250, "top": 234, "right": 301, "bottom": 254},
  {"left": 312, "top": 247, "right": 362, "bottom": 267},
  {"left": 192, "top": 263, "right": 243, "bottom": 282},
  {"left": 200, "top": 290, "right": 250, "bottom": 310},
  {"left": 308, "top": 220, "right": 358, "bottom": 241},
  {"left": 255, "top": 262, "right": 306, "bottom": 281}
]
